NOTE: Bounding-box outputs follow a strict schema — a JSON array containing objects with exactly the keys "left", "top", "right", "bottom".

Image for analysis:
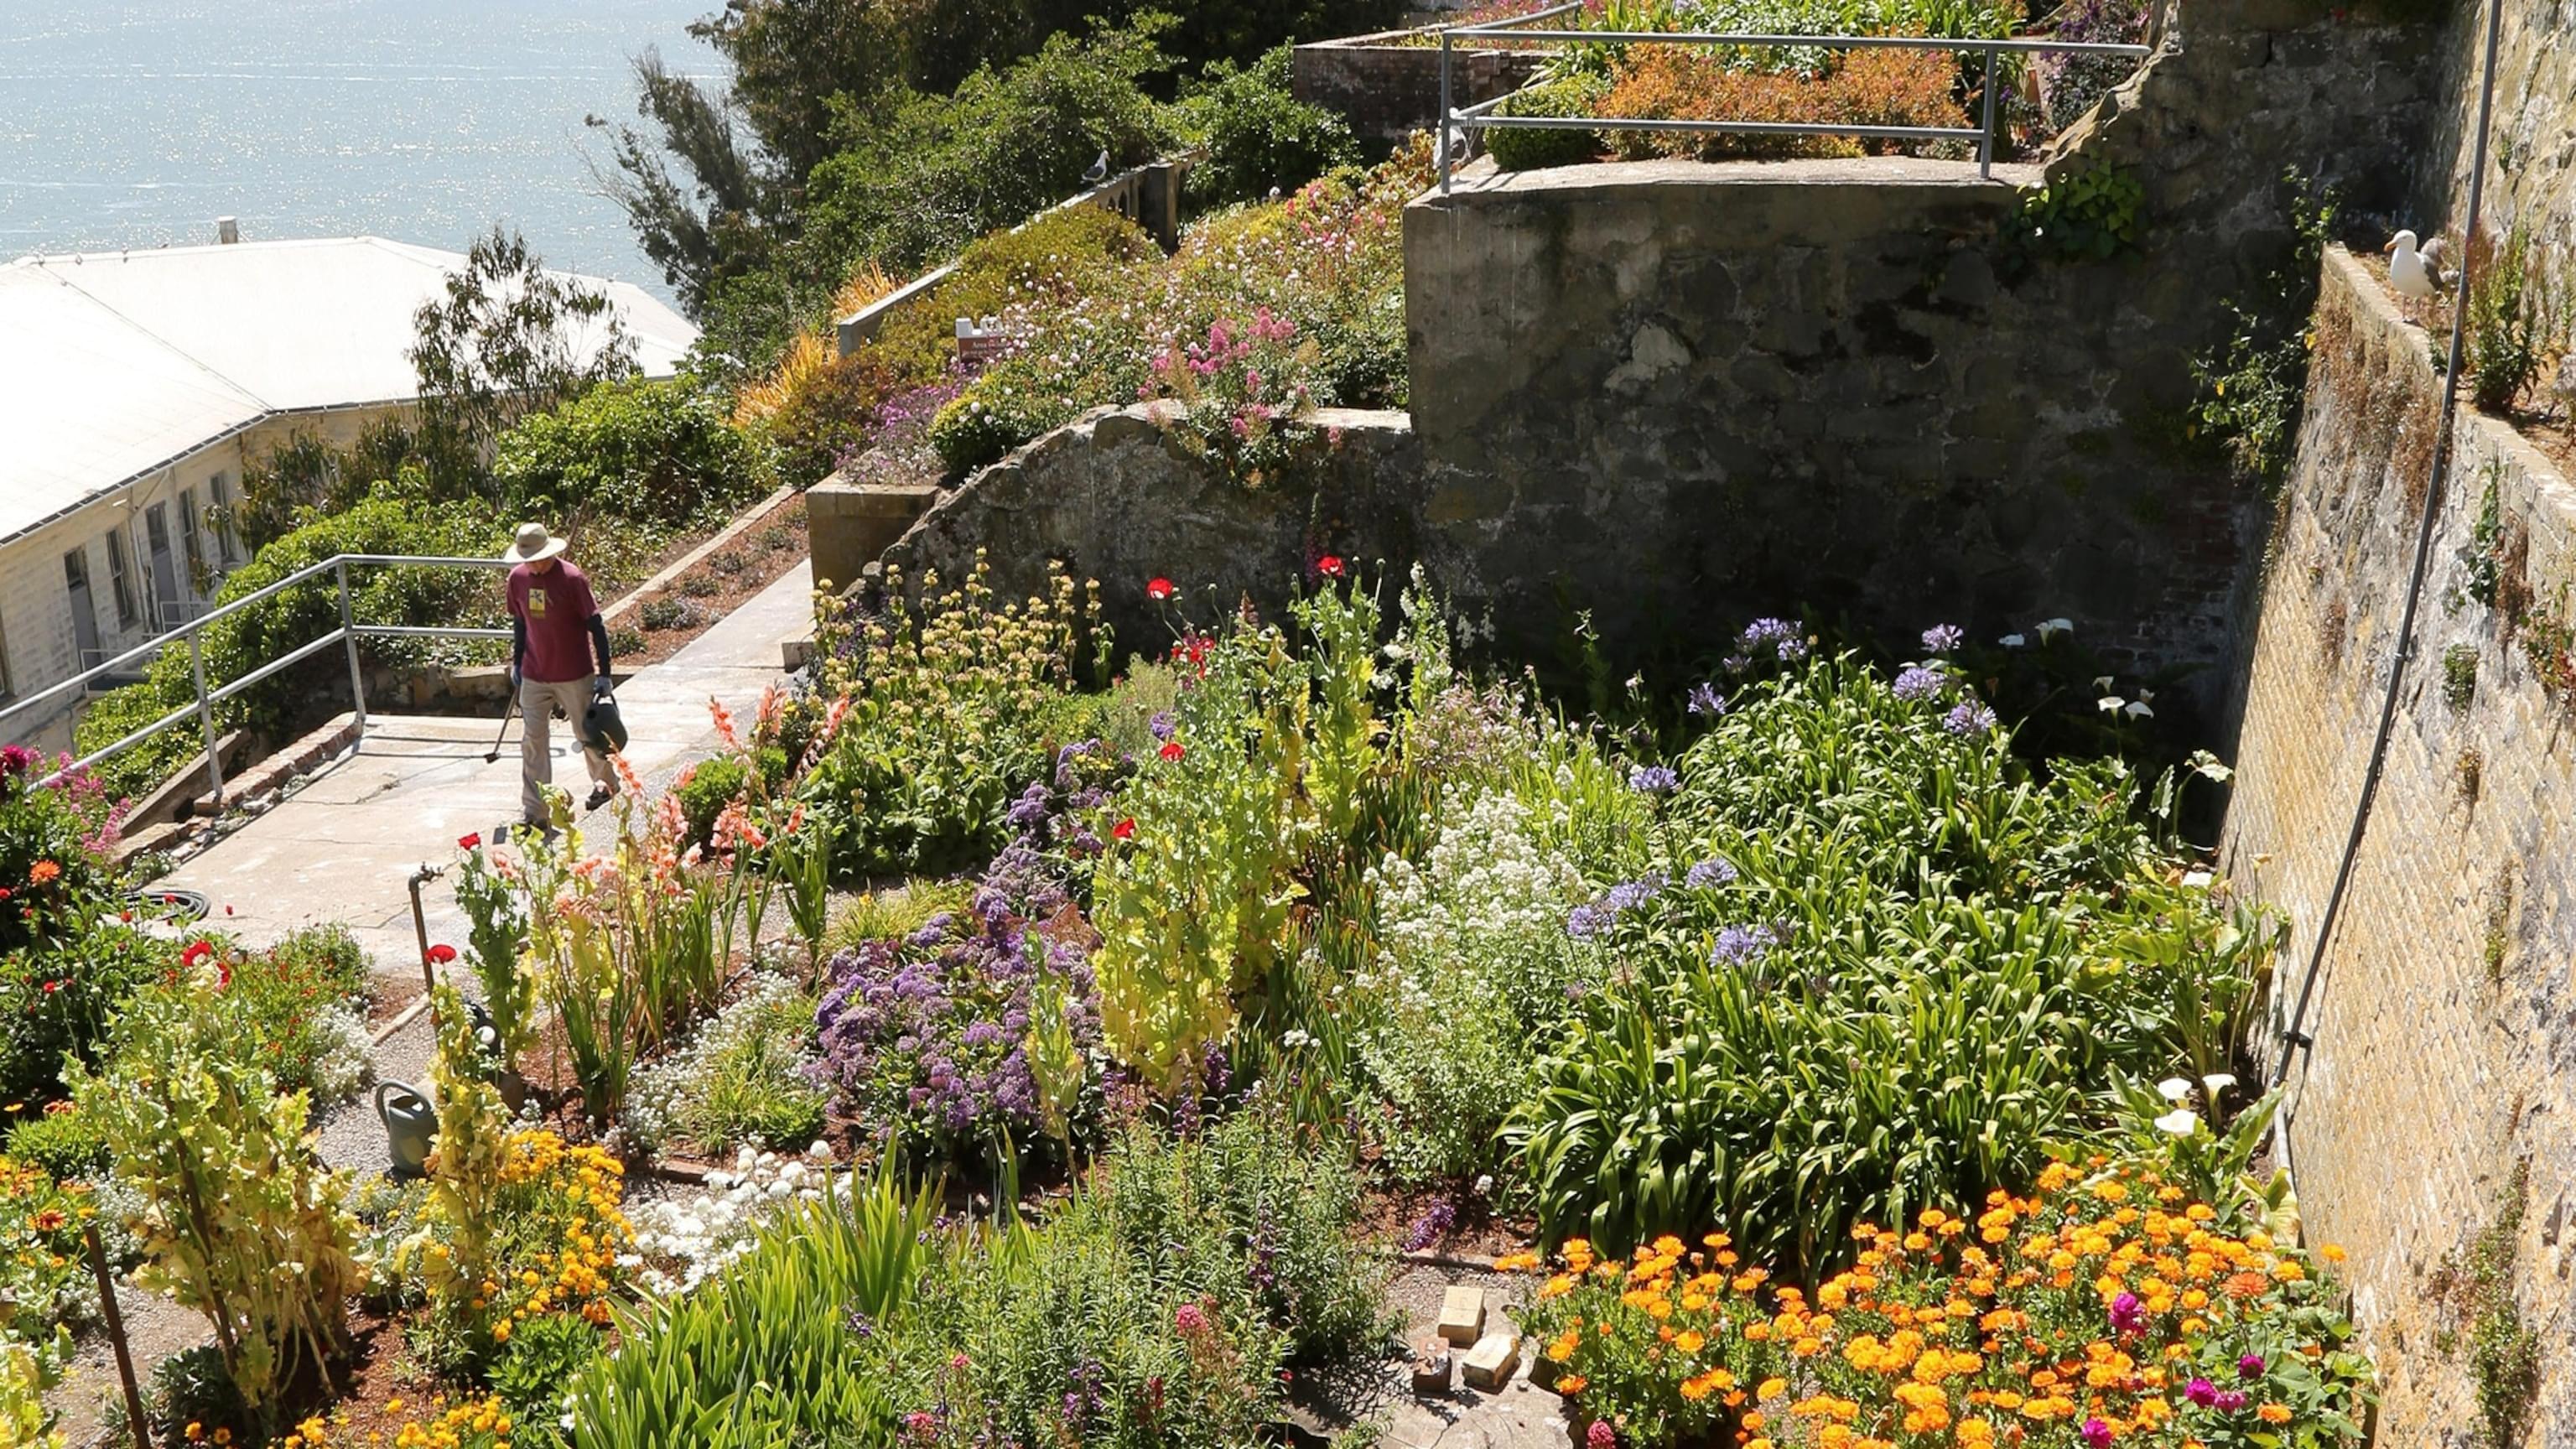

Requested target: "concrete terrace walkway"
[{"left": 164, "top": 559, "right": 815, "bottom": 974}]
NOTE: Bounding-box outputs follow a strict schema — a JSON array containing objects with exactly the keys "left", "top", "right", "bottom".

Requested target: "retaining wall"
[{"left": 2220, "top": 246, "right": 2576, "bottom": 1448}]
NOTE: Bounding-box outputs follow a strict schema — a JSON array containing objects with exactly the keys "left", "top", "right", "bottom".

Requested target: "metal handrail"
[
  {"left": 0, "top": 553, "right": 517, "bottom": 805},
  {"left": 1435, "top": 11, "right": 2153, "bottom": 191}
]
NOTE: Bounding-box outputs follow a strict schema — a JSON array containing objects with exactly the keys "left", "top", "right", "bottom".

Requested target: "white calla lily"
[
  {"left": 2156, "top": 1107, "right": 2202, "bottom": 1136},
  {"left": 2157, "top": 1077, "right": 2194, "bottom": 1103}
]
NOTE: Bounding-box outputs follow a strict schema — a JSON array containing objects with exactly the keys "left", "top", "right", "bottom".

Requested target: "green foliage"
[
  {"left": 800, "top": 22, "right": 1172, "bottom": 283},
  {"left": 824, "top": 880, "right": 974, "bottom": 957},
  {"left": 454, "top": 845, "right": 538, "bottom": 1076},
  {"left": 1503, "top": 657, "right": 2269, "bottom": 1264},
  {"left": 1487, "top": 76, "right": 1608, "bottom": 171},
  {"left": 2451, "top": 465, "right": 2507, "bottom": 610},
  {"left": 675, "top": 756, "right": 751, "bottom": 851},
  {"left": 624, "top": 974, "right": 828, "bottom": 1158},
  {"left": 137, "top": 1346, "right": 250, "bottom": 1449},
  {"left": 489, "top": 1311, "right": 605, "bottom": 1446},
  {"left": 2465, "top": 225, "right": 2562, "bottom": 414},
  {"left": 233, "top": 417, "right": 418, "bottom": 552},
  {"left": 800, "top": 558, "right": 1100, "bottom": 880},
  {"left": 4, "top": 1106, "right": 110, "bottom": 1180},
  {"left": 223, "top": 927, "right": 376, "bottom": 1103},
  {"left": 66, "top": 976, "right": 365, "bottom": 1428},
  {"left": 567, "top": 1169, "right": 946, "bottom": 1449},
  {"left": 493, "top": 378, "right": 777, "bottom": 537},
  {"left": 412, "top": 227, "right": 640, "bottom": 496},
  {"left": 872, "top": 205, "right": 1161, "bottom": 384},
  {"left": 574, "top": 1115, "right": 1384, "bottom": 1449},
  {"left": 2444, "top": 643, "right": 2480, "bottom": 714},
  {"left": 2185, "top": 169, "right": 2333, "bottom": 486},
  {"left": 2002, "top": 160, "right": 2145, "bottom": 265},
  {"left": 0, "top": 1152, "right": 96, "bottom": 1342},
  {"left": 2438, "top": 1162, "right": 2538, "bottom": 1449},
  {"left": 0, "top": 925, "right": 175, "bottom": 1112},
  {"left": 1180, "top": 47, "right": 1360, "bottom": 208}
]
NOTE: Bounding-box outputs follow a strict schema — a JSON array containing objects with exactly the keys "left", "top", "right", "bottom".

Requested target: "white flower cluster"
[
  {"left": 624, "top": 1140, "right": 837, "bottom": 1296},
  {"left": 1363, "top": 788, "right": 1587, "bottom": 1010},
  {"left": 307, "top": 1003, "right": 377, "bottom": 1104},
  {"left": 623, "top": 974, "right": 820, "bottom": 1156}
]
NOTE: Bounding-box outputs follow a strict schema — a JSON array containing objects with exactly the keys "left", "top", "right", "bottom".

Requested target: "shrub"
[
  {"left": 2465, "top": 224, "right": 2561, "bottom": 414},
  {"left": 226, "top": 926, "right": 376, "bottom": 1102},
  {"left": 453, "top": 841, "right": 538, "bottom": 1075},
  {"left": 741, "top": 337, "right": 903, "bottom": 486},
  {"left": 1600, "top": 45, "right": 1963, "bottom": 162},
  {"left": 799, "top": 558, "right": 1101, "bottom": 880},
  {"left": 494, "top": 377, "right": 778, "bottom": 536},
  {"left": 1504, "top": 657, "right": 2268, "bottom": 1264},
  {"left": 866, "top": 205, "right": 1162, "bottom": 385},
  {"left": 625, "top": 974, "right": 829, "bottom": 1158},
  {"left": 675, "top": 755, "right": 751, "bottom": 851},
  {"left": 1182, "top": 47, "right": 1360, "bottom": 208},
  {"left": 0, "top": 925, "right": 176, "bottom": 1110},
  {"left": 4, "top": 1104, "right": 110, "bottom": 1181},
  {"left": 66, "top": 975, "right": 365, "bottom": 1429},
  {"left": 0, "top": 750, "right": 126, "bottom": 957},
  {"left": 0, "top": 1155, "right": 94, "bottom": 1341},
  {"left": 1487, "top": 75, "right": 1607, "bottom": 170},
  {"left": 1505, "top": 1160, "right": 2373, "bottom": 1449}
]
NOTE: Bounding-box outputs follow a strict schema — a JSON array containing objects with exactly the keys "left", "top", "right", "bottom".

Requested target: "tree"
[
  {"left": 589, "top": 49, "right": 796, "bottom": 317},
  {"left": 409, "top": 228, "right": 639, "bottom": 497}
]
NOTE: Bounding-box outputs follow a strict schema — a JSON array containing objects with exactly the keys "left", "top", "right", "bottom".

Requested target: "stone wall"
[
  {"left": 2407, "top": 0, "right": 2576, "bottom": 257},
  {"left": 1292, "top": 34, "right": 1543, "bottom": 147},
  {"left": 2220, "top": 247, "right": 2576, "bottom": 1448},
  {"left": 880, "top": 406, "right": 1422, "bottom": 651},
  {"left": 1398, "top": 0, "right": 2443, "bottom": 725}
]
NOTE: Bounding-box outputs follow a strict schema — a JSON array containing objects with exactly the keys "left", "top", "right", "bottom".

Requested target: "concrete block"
[
  {"left": 808, "top": 478, "right": 941, "bottom": 595},
  {"left": 1437, "top": 1285, "right": 1487, "bottom": 1345},
  {"left": 1460, "top": 1329, "right": 1520, "bottom": 1391}
]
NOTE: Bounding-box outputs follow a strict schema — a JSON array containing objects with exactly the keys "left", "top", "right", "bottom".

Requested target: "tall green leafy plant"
[
  {"left": 67, "top": 976, "right": 365, "bottom": 1429},
  {"left": 454, "top": 843, "right": 537, "bottom": 1075}
]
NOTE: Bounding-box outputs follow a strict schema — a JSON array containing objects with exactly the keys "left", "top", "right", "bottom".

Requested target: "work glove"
[{"left": 594, "top": 674, "right": 615, "bottom": 699}]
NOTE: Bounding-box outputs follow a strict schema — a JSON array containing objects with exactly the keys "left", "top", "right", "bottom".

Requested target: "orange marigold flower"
[{"left": 2257, "top": 1404, "right": 2293, "bottom": 1425}]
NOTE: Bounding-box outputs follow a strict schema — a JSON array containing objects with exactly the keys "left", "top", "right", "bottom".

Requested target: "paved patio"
[{"left": 161, "top": 560, "right": 814, "bottom": 977}]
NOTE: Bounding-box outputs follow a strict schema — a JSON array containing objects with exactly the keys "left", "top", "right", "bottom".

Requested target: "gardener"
[{"left": 504, "top": 522, "right": 621, "bottom": 828}]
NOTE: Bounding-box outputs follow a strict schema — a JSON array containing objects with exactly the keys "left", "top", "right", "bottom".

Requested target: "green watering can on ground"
[{"left": 375, "top": 1081, "right": 439, "bottom": 1180}]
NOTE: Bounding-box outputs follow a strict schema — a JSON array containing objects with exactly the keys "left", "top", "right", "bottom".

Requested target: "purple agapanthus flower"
[
  {"left": 1943, "top": 702, "right": 1999, "bottom": 738},
  {"left": 1628, "top": 764, "right": 1680, "bottom": 794},
  {"left": 1148, "top": 710, "right": 1176, "bottom": 741},
  {"left": 1710, "top": 923, "right": 1778, "bottom": 966},
  {"left": 1892, "top": 666, "right": 1946, "bottom": 701},
  {"left": 1685, "top": 857, "right": 1737, "bottom": 889},
  {"left": 1921, "top": 623, "right": 1965, "bottom": 654},
  {"left": 1602, "top": 874, "right": 1665, "bottom": 913},
  {"left": 1686, "top": 682, "right": 1726, "bottom": 718},
  {"left": 1566, "top": 903, "right": 1613, "bottom": 939}
]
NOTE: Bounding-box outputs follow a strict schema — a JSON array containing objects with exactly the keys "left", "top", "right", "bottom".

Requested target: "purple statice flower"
[
  {"left": 2213, "top": 1390, "right": 2249, "bottom": 1414},
  {"left": 2238, "top": 1353, "right": 2266, "bottom": 1379},
  {"left": 1148, "top": 710, "right": 1176, "bottom": 741},
  {"left": 1943, "top": 702, "right": 1999, "bottom": 738},
  {"left": 1400, "top": 1202, "right": 1457, "bottom": 1253},
  {"left": 1566, "top": 903, "right": 1613, "bottom": 940},
  {"left": 1921, "top": 623, "right": 1965, "bottom": 654},
  {"left": 2185, "top": 1378, "right": 2217, "bottom": 1406},
  {"left": 1686, "top": 682, "right": 1726, "bottom": 718},
  {"left": 1892, "top": 666, "right": 1946, "bottom": 701},
  {"left": 1710, "top": 924, "right": 1778, "bottom": 966},
  {"left": 1628, "top": 764, "right": 1680, "bottom": 794},
  {"left": 1685, "top": 857, "right": 1737, "bottom": 890}
]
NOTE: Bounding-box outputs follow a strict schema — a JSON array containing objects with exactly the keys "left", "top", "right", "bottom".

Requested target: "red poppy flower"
[
  {"left": 1317, "top": 555, "right": 1345, "bottom": 578},
  {"left": 427, "top": 943, "right": 459, "bottom": 965},
  {"left": 458, "top": 832, "right": 482, "bottom": 851},
  {"left": 180, "top": 940, "right": 214, "bottom": 968},
  {"left": 1146, "top": 577, "right": 1176, "bottom": 601},
  {"left": 216, "top": 961, "right": 232, "bottom": 990},
  {"left": 1158, "top": 740, "right": 1186, "bottom": 761},
  {"left": 40, "top": 980, "right": 63, "bottom": 995},
  {"left": 0, "top": 889, "right": 11, "bottom": 901},
  {"left": 1112, "top": 818, "right": 1136, "bottom": 841}
]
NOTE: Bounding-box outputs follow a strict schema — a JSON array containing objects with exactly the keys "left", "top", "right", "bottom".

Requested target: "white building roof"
[{"left": 1, "top": 236, "right": 699, "bottom": 545}]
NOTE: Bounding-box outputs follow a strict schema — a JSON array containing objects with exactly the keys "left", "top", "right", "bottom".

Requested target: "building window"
[
  {"left": 106, "top": 527, "right": 138, "bottom": 627},
  {"left": 209, "top": 472, "right": 241, "bottom": 564},
  {"left": 181, "top": 486, "right": 206, "bottom": 580}
]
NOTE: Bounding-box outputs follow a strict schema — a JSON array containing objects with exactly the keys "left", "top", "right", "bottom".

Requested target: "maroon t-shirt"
[{"left": 508, "top": 561, "right": 600, "bottom": 683}]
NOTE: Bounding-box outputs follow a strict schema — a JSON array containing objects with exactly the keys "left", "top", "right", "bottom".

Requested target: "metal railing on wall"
[
  {"left": 1435, "top": 3, "right": 2151, "bottom": 192},
  {"left": 0, "top": 554, "right": 516, "bottom": 806}
]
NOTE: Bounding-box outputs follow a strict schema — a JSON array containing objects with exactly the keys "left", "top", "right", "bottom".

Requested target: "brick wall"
[
  {"left": 1292, "top": 34, "right": 1543, "bottom": 146},
  {"left": 2220, "top": 247, "right": 2576, "bottom": 1449}
]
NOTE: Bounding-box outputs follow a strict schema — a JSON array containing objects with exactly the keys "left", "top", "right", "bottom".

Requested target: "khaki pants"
[{"left": 519, "top": 675, "right": 615, "bottom": 825}]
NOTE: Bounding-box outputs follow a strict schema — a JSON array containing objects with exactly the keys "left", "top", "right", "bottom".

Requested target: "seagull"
[
  {"left": 2384, "top": 230, "right": 2449, "bottom": 299},
  {"left": 1082, "top": 149, "right": 1109, "bottom": 185}
]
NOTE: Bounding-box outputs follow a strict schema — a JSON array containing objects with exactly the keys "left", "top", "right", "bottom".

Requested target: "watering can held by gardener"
[{"left": 375, "top": 1081, "right": 440, "bottom": 1180}]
